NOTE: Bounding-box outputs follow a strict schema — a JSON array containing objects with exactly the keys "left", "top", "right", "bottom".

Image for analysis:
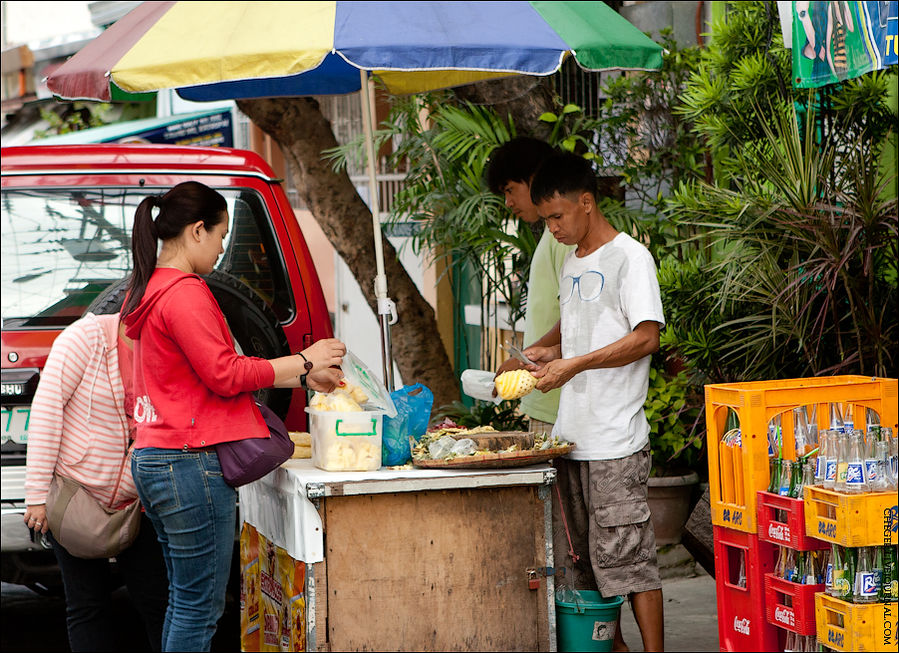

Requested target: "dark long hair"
[{"left": 121, "top": 181, "right": 227, "bottom": 319}]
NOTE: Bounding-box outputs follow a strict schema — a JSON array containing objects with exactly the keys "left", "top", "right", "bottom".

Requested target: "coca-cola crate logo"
[
  {"left": 774, "top": 605, "right": 795, "bottom": 627},
  {"left": 767, "top": 522, "right": 791, "bottom": 542},
  {"left": 733, "top": 616, "right": 751, "bottom": 636}
]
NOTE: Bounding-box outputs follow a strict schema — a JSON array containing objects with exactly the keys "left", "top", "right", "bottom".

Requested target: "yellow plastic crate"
[
  {"left": 815, "top": 592, "right": 898, "bottom": 652},
  {"left": 804, "top": 486, "right": 898, "bottom": 547},
  {"left": 705, "top": 376, "right": 898, "bottom": 534}
]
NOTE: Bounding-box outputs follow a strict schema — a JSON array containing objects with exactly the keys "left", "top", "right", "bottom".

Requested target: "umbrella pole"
[{"left": 359, "top": 69, "right": 397, "bottom": 391}]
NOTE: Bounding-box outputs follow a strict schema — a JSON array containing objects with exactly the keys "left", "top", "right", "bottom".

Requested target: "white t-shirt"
[{"left": 552, "top": 232, "right": 665, "bottom": 460}]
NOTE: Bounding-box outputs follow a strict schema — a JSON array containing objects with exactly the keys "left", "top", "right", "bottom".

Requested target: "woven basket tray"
[{"left": 412, "top": 431, "right": 574, "bottom": 469}]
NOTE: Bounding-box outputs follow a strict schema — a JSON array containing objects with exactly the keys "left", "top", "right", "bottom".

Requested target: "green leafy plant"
[
  {"left": 34, "top": 102, "right": 112, "bottom": 139},
  {"left": 661, "top": 1, "right": 897, "bottom": 381},
  {"left": 644, "top": 366, "right": 705, "bottom": 476}
]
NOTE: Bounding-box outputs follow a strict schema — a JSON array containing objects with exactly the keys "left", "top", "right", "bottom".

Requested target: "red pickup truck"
[{"left": 0, "top": 144, "right": 333, "bottom": 592}]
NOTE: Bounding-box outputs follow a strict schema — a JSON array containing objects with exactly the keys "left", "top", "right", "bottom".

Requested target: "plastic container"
[
  {"left": 803, "top": 486, "right": 898, "bottom": 548},
  {"left": 555, "top": 590, "right": 624, "bottom": 652},
  {"left": 764, "top": 572, "right": 823, "bottom": 635},
  {"left": 713, "top": 525, "right": 782, "bottom": 651},
  {"left": 306, "top": 408, "right": 384, "bottom": 471},
  {"left": 814, "top": 592, "right": 897, "bottom": 652},
  {"left": 705, "top": 376, "right": 897, "bottom": 534},
  {"left": 757, "top": 491, "right": 829, "bottom": 551}
]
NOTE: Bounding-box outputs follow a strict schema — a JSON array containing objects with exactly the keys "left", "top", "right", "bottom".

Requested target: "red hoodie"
[{"left": 124, "top": 267, "right": 275, "bottom": 450}]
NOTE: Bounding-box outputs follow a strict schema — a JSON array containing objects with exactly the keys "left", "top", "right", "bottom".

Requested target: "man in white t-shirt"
[{"left": 523, "top": 152, "right": 665, "bottom": 652}]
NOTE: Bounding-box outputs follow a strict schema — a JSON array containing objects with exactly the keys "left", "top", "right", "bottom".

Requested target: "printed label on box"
[
  {"left": 733, "top": 616, "right": 751, "bottom": 636},
  {"left": 768, "top": 523, "right": 790, "bottom": 543},
  {"left": 774, "top": 605, "right": 795, "bottom": 627}
]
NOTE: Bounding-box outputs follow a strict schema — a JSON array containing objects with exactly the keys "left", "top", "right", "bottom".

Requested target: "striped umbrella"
[
  {"left": 47, "top": 1, "right": 663, "bottom": 101},
  {"left": 46, "top": 0, "right": 663, "bottom": 387}
]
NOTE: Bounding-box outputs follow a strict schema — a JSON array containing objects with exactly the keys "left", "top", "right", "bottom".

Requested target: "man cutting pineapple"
[{"left": 520, "top": 152, "right": 666, "bottom": 653}]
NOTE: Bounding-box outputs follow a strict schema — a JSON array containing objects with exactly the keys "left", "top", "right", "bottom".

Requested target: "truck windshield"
[{"left": 1, "top": 187, "right": 292, "bottom": 328}]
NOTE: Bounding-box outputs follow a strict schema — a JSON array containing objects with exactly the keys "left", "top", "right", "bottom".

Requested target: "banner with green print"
[{"left": 790, "top": 1, "right": 898, "bottom": 88}]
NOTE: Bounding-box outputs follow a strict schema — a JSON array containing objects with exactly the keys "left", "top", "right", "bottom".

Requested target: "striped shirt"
[{"left": 24, "top": 313, "right": 137, "bottom": 508}]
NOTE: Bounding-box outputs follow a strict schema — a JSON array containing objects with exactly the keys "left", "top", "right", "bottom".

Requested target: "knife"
[{"left": 503, "top": 340, "right": 535, "bottom": 366}]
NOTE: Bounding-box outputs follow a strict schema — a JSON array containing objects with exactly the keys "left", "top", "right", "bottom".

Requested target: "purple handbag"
[{"left": 216, "top": 402, "right": 294, "bottom": 487}]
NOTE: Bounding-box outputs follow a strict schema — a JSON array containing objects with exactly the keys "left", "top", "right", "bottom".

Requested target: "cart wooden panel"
[{"left": 312, "top": 485, "right": 552, "bottom": 651}]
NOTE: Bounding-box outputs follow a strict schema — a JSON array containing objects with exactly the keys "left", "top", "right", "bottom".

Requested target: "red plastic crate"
[
  {"left": 713, "top": 526, "right": 783, "bottom": 652},
  {"left": 756, "top": 491, "right": 829, "bottom": 551},
  {"left": 763, "top": 572, "right": 823, "bottom": 636}
]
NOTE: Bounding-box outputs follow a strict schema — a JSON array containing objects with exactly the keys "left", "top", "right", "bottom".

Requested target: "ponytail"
[
  {"left": 121, "top": 182, "right": 227, "bottom": 320},
  {"left": 122, "top": 196, "right": 161, "bottom": 319}
]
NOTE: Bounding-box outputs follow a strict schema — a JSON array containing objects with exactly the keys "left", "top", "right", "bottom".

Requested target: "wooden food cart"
[{"left": 238, "top": 460, "right": 558, "bottom": 651}]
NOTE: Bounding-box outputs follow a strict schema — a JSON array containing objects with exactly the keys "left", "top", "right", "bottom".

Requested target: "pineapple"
[{"left": 494, "top": 370, "right": 537, "bottom": 400}]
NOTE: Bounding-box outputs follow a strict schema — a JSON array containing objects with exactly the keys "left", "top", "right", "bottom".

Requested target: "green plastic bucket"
[{"left": 556, "top": 590, "right": 624, "bottom": 652}]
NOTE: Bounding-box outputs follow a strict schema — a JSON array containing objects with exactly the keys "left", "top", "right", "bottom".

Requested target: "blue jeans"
[
  {"left": 49, "top": 512, "right": 168, "bottom": 652},
  {"left": 132, "top": 448, "right": 236, "bottom": 652}
]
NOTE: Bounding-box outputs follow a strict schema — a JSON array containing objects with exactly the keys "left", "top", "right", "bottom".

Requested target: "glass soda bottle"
[
  {"left": 829, "top": 403, "right": 844, "bottom": 433},
  {"left": 870, "top": 440, "right": 889, "bottom": 491},
  {"left": 784, "top": 631, "right": 796, "bottom": 652},
  {"left": 845, "top": 430, "right": 867, "bottom": 494},
  {"left": 769, "top": 414, "right": 782, "bottom": 453},
  {"left": 853, "top": 547, "right": 879, "bottom": 603},
  {"left": 768, "top": 456, "right": 781, "bottom": 494},
  {"left": 834, "top": 432, "right": 850, "bottom": 493},
  {"left": 832, "top": 545, "right": 854, "bottom": 600},
  {"left": 789, "top": 458, "right": 805, "bottom": 499},
  {"left": 825, "top": 544, "right": 837, "bottom": 596},
  {"left": 815, "top": 429, "right": 828, "bottom": 484},
  {"left": 823, "top": 431, "right": 839, "bottom": 489},
  {"left": 884, "top": 427, "right": 898, "bottom": 491},
  {"left": 779, "top": 460, "right": 793, "bottom": 496},
  {"left": 881, "top": 544, "right": 898, "bottom": 602},
  {"left": 801, "top": 461, "right": 814, "bottom": 499},
  {"left": 794, "top": 406, "right": 810, "bottom": 457},
  {"left": 784, "top": 547, "right": 797, "bottom": 582},
  {"left": 865, "top": 431, "right": 881, "bottom": 489},
  {"left": 843, "top": 403, "right": 854, "bottom": 434}
]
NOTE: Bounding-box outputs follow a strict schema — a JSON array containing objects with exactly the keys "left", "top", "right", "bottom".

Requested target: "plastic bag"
[
  {"left": 381, "top": 384, "right": 434, "bottom": 466},
  {"left": 450, "top": 438, "right": 478, "bottom": 456},
  {"left": 460, "top": 369, "right": 502, "bottom": 404}
]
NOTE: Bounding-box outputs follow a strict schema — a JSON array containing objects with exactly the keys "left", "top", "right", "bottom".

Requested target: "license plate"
[{"left": 1, "top": 406, "right": 31, "bottom": 444}]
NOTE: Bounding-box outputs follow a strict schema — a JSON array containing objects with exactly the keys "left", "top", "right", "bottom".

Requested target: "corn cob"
[{"left": 494, "top": 369, "right": 537, "bottom": 400}]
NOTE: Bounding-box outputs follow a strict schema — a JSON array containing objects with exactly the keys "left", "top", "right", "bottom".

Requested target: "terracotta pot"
[{"left": 647, "top": 471, "right": 700, "bottom": 546}]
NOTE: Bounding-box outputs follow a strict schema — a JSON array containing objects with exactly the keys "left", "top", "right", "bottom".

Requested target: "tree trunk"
[
  {"left": 451, "top": 76, "right": 557, "bottom": 140},
  {"left": 237, "top": 97, "right": 460, "bottom": 410}
]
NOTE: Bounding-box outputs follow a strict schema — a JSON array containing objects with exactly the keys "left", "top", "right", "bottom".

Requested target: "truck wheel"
[{"left": 85, "top": 272, "right": 292, "bottom": 419}]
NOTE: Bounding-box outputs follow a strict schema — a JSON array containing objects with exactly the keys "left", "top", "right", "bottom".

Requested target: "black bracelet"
[
  {"left": 296, "top": 351, "right": 314, "bottom": 371},
  {"left": 296, "top": 351, "right": 313, "bottom": 390}
]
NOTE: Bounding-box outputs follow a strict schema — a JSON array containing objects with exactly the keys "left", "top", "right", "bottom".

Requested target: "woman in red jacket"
[{"left": 122, "top": 181, "right": 345, "bottom": 652}]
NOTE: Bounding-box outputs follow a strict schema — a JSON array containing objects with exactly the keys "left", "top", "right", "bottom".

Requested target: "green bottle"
[
  {"left": 768, "top": 457, "right": 781, "bottom": 493},
  {"left": 881, "top": 544, "right": 898, "bottom": 602},
  {"left": 831, "top": 545, "right": 854, "bottom": 600}
]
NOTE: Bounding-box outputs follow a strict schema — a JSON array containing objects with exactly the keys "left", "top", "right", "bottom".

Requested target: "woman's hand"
[
  {"left": 23, "top": 504, "right": 48, "bottom": 534},
  {"left": 300, "top": 338, "right": 346, "bottom": 372},
  {"left": 306, "top": 367, "right": 344, "bottom": 393}
]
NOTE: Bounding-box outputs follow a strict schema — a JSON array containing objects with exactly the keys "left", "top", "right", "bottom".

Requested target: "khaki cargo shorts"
[{"left": 551, "top": 446, "right": 661, "bottom": 598}]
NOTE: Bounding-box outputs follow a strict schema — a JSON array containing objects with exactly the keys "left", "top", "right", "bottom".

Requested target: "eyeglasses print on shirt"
[{"left": 559, "top": 270, "right": 605, "bottom": 305}]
